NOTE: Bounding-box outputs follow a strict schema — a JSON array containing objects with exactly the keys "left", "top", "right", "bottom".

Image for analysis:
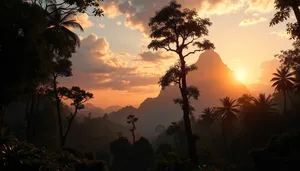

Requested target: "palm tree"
[
  {"left": 201, "top": 107, "right": 215, "bottom": 126},
  {"left": 216, "top": 97, "right": 239, "bottom": 138},
  {"left": 215, "top": 97, "right": 239, "bottom": 159},
  {"left": 216, "top": 97, "right": 239, "bottom": 124},
  {"left": 253, "top": 94, "right": 277, "bottom": 116},
  {"left": 270, "top": 67, "right": 295, "bottom": 114},
  {"left": 44, "top": 3, "right": 83, "bottom": 55},
  {"left": 237, "top": 94, "right": 253, "bottom": 107}
]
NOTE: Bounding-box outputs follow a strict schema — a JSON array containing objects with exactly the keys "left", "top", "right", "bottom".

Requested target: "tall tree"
[
  {"left": 270, "top": 67, "right": 295, "bottom": 114},
  {"left": 61, "top": 86, "right": 93, "bottom": 147},
  {"left": 270, "top": 0, "right": 300, "bottom": 39},
  {"left": 127, "top": 115, "right": 138, "bottom": 143},
  {"left": 148, "top": 1, "right": 214, "bottom": 164},
  {"left": 216, "top": 97, "right": 239, "bottom": 148}
]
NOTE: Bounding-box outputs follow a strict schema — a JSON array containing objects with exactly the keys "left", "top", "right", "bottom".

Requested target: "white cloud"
[
  {"left": 245, "top": 0, "right": 274, "bottom": 14},
  {"left": 269, "top": 31, "right": 290, "bottom": 39},
  {"left": 73, "top": 13, "right": 94, "bottom": 29},
  {"left": 239, "top": 17, "right": 267, "bottom": 27},
  {"left": 116, "top": 21, "right": 122, "bottom": 26},
  {"left": 98, "top": 24, "right": 105, "bottom": 28}
]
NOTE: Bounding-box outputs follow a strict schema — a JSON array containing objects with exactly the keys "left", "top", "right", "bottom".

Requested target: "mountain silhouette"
[
  {"left": 104, "top": 105, "right": 123, "bottom": 114},
  {"left": 107, "top": 50, "right": 248, "bottom": 136},
  {"left": 126, "top": 50, "right": 249, "bottom": 136}
]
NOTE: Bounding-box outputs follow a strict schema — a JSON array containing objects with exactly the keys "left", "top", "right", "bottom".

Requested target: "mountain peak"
[{"left": 195, "top": 50, "right": 224, "bottom": 68}]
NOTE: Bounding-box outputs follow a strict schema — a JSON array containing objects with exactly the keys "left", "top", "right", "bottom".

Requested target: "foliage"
[
  {"left": 149, "top": 1, "right": 214, "bottom": 164},
  {"left": 271, "top": 67, "right": 295, "bottom": 113},
  {"left": 127, "top": 115, "right": 138, "bottom": 143},
  {"left": 270, "top": 0, "right": 300, "bottom": 39}
]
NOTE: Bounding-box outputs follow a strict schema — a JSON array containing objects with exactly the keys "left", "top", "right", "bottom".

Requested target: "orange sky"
[{"left": 61, "top": 0, "right": 294, "bottom": 108}]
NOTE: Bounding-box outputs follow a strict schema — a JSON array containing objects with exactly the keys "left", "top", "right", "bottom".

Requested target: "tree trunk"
[
  {"left": 131, "top": 125, "right": 136, "bottom": 143},
  {"left": 61, "top": 113, "right": 76, "bottom": 147},
  {"left": 179, "top": 56, "right": 198, "bottom": 165},
  {"left": 53, "top": 77, "right": 63, "bottom": 147}
]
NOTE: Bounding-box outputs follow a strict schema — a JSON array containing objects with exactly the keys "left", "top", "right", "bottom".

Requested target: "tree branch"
[
  {"left": 183, "top": 49, "right": 203, "bottom": 58},
  {"left": 163, "top": 45, "right": 177, "bottom": 53}
]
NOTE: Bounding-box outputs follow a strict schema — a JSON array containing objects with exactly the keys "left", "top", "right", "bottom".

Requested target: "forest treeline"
[{"left": 1, "top": 0, "right": 300, "bottom": 171}]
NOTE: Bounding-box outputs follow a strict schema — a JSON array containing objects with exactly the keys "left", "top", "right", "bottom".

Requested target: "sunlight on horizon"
[{"left": 234, "top": 68, "right": 247, "bottom": 84}]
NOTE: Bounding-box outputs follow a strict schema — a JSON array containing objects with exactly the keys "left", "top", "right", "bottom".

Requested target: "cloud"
[
  {"left": 239, "top": 17, "right": 267, "bottom": 27},
  {"left": 100, "top": 0, "right": 245, "bottom": 35},
  {"left": 73, "top": 13, "right": 94, "bottom": 29},
  {"left": 116, "top": 21, "right": 122, "bottom": 26},
  {"left": 98, "top": 24, "right": 105, "bottom": 28},
  {"left": 245, "top": 0, "right": 274, "bottom": 13},
  {"left": 259, "top": 59, "right": 280, "bottom": 85},
  {"left": 137, "top": 51, "right": 174, "bottom": 63},
  {"left": 269, "top": 31, "right": 290, "bottom": 39},
  {"left": 60, "top": 34, "right": 160, "bottom": 92}
]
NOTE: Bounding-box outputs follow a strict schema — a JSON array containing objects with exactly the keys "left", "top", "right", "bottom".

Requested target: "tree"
[
  {"left": 270, "top": 0, "right": 300, "bottom": 39},
  {"left": 166, "top": 122, "right": 181, "bottom": 154},
  {"left": 110, "top": 137, "right": 132, "bottom": 171},
  {"left": 61, "top": 86, "right": 93, "bottom": 147},
  {"left": 44, "top": 2, "right": 83, "bottom": 58},
  {"left": 127, "top": 115, "right": 138, "bottom": 143},
  {"left": 216, "top": 97, "right": 239, "bottom": 149},
  {"left": 40, "top": 0, "right": 104, "bottom": 17},
  {"left": 216, "top": 97, "right": 239, "bottom": 127},
  {"left": 271, "top": 67, "right": 295, "bottom": 114},
  {"left": 200, "top": 107, "right": 215, "bottom": 127},
  {"left": 148, "top": 1, "right": 214, "bottom": 164},
  {"left": 132, "top": 137, "right": 154, "bottom": 171},
  {"left": 253, "top": 94, "right": 277, "bottom": 116}
]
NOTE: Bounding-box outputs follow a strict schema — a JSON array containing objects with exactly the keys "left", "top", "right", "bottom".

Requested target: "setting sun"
[{"left": 234, "top": 69, "right": 246, "bottom": 83}]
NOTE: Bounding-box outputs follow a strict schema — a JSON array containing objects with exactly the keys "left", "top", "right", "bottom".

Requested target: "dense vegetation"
[{"left": 1, "top": 0, "right": 300, "bottom": 171}]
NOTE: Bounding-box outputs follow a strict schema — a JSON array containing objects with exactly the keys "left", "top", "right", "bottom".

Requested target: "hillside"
[{"left": 133, "top": 50, "right": 248, "bottom": 136}]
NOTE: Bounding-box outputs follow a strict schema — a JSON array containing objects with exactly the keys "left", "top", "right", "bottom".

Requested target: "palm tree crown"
[
  {"left": 45, "top": 3, "right": 83, "bottom": 54},
  {"left": 201, "top": 107, "right": 215, "bottom": 125},
  {"left": 253, "top": 94, "right": 277, "bottom": 115},
  {"left": 270, "top": 67, "right": 295, "bottom": 114},
  {"left": 271, "top": 67, "right": 295, "bottom": 92},
  {"left": 216, "top": 97, "right": 239, "bottom": 123}
]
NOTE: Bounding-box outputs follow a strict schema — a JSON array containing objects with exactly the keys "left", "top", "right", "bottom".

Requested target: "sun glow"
[{"left": 234, "top": 69, "right": 247, "bottom": 83}]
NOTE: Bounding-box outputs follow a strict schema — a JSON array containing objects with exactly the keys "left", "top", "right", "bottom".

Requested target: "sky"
[{"left": 60, "top": 0, "right": 295, "bottom": 108}]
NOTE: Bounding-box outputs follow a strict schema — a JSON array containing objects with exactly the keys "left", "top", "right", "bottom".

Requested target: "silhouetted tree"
[
  {"left": 110, "top": 137, "right": 132, "bottom": 171},
  {"left": 216, "top": 97, "right": 239, "bottom": 151},
  {"left": 200, "top": 107, "right": 215, "bottom": 127},
  {"left": 270, "top": 0, "right": 300, "bottom": 39},
  {"left": 216, "top": 97, "right": 239, "bottom": 127},
  {"left": 253, "top": 94, "right": 277, "bottom": 116},
  {"left": 127, "top": 115, "right": 138, "bottom": 143},
  {"left": 61, "top": 86, "right": 93, "bottom": 147},
  {"left": 271, "top": 67, "right": 295, "bottom": 114},
  {"left": 148, "top": 1, "right": 214, "bottom": 164},
  {"left": 44, "top": 3, "right": 83, "bottom": 57},
  {"left": 166, "top": 122, "right": 181, "bottom": 153},
  {"left": 132, "top": 137, "right": 154, "bottom": 171}
]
